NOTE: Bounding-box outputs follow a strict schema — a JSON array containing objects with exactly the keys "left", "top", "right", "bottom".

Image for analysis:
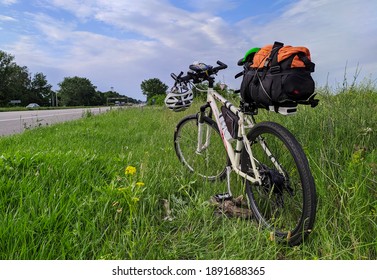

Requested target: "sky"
[{"left": 0, "top": 0, "right": 376, "bottom": 101}]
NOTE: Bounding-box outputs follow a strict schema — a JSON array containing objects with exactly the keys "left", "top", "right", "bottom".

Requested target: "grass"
[{"left": 0, "top": 85, "right": 376, "bottom": 260}]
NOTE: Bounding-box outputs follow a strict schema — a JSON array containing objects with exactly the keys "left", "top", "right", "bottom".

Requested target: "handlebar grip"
[
  {"left": 170, "top": 73, "right": 178, "bottom": 80},
  {"left": 235, "top": 71, "right": 244, "bottom": 79},
  {"left": 212, "top": 61, "right": 227, "bottom": 73},
  {"left": 171, "top": 71, "right": 184, "bottom": 82},
  {"left": 216, "top": 60, "right": 228, "bottom": 70}
]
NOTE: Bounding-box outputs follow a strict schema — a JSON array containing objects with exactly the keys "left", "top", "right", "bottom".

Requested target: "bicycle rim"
[
  {"left": 174, "top": 114, "right": 228, "bottom": 181},
  {"left": 241, "top": 122, "right": 316, "bottom": 245}
]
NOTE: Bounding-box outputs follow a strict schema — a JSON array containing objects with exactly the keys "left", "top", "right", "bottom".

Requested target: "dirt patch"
[{"left": 209, "top": 194, "right": 253, "bottom": 219}]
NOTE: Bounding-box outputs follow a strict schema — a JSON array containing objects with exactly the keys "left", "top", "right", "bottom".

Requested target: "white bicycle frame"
[
  {"left": 195, "top": 85, "right": 289, "bottom": 196},
  {"left": 196, "top": 86, "right": 262, "bottom": 189}
]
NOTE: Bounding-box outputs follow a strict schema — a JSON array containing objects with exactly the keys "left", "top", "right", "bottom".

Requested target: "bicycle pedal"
[{"left": 213, "top": 193, "right": 232, "bottom": 202}]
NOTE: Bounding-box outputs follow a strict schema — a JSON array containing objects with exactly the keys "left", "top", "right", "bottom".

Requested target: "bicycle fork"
[
  {"left": 196, "top": 122, "right": 211, "bottom": 154},
  {"left": 195, "top": 104, "right": 212, "bottom": 154}
]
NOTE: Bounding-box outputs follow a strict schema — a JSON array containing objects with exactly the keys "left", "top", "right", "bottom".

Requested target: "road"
[{"left": 0, "top": 107, "right": 111, "bottom": 137}]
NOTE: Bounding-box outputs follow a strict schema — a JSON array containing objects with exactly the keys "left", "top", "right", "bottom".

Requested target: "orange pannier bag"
[{"left": 252, "top": 45, "right": 312, "bottom": 69}]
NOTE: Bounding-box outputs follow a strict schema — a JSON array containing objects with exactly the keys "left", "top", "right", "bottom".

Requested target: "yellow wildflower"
[
  {"left": 136, "top": 182, "right": 145, "bottom": 187},
  {"left": 125, "top": 165, "right": 136, "bottom": 175}
]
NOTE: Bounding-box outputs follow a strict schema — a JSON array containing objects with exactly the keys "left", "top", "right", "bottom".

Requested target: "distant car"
[{"left": 26, "top": 103, "right": 40, "bottom": 109}]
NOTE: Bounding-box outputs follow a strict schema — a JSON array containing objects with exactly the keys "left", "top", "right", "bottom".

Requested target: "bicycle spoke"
[
  {"left": 174, "top": 115, "right": 228, "bottom": 181},
  {"left": 241, "top": 121, "right": 316, "bottom": 246}
]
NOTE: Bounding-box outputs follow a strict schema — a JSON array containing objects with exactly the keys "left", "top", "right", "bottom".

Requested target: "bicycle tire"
[
  {"left": 241, "top": 121, "right": 317, "bottom": 246},
  {"left": 174, "top": 114, "right": 228, "bottom": 181}
]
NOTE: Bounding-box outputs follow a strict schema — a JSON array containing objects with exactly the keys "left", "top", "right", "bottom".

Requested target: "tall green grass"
[{"left": 0, "top": 86, "right": 376, "bottom": 260}]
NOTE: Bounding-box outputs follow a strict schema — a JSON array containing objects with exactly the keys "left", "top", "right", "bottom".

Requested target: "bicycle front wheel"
[
  {"left": 174, "top": 114, "right": 228, "bottom": 181},
  {"left": 241, "top": 121, "right": 317, "bottom": 246}
]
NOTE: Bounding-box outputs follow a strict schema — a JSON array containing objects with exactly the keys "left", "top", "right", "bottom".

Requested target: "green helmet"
[{"left": 242, "top": 47, "right": 260, "bottom": 63}]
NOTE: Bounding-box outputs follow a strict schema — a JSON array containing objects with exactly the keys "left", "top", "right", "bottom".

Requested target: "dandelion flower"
[
  {"left": 125, "top": 166, "right": 136, "bottom": 175},
  {"left": 136, "top": 182, "right": 145, "bottom": 187}
]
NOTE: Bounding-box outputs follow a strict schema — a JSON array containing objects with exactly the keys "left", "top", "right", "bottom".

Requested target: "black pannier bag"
[
  {"left": 221, "top": 106, "right": 239, "bottom": 139},
  {"left": 239, "top": 41, "right": 319, "bottom": 114}
]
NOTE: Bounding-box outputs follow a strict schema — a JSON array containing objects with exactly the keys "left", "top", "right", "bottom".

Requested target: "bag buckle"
[{"left": 270, "top": 66, "right": 281, "bottom": 74}]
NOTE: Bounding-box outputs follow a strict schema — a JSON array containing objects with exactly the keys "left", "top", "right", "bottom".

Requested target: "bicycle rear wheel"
[
  {"left": 241, "top": 121, "right": 316, "bottom": 246},
  {"left": 174, "top": 114, "right": 228, "bottom": 181}
]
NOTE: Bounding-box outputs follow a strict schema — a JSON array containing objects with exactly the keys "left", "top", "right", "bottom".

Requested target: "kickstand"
[{"left": 212, "top": 166, "right": 233, "bottom": 202}]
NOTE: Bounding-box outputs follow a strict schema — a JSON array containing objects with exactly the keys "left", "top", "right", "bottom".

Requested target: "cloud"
[
  {"left": 11, "top": 12, "right": 164, "bottom": 92},
  {"left": 0, "top": 0, "right": 18, "bottom": 5},
  {"left": 186, "top": 0, "right": 238, "bottom": 10},
  {"left": 2, "top": 0, "right": 377, "bottom": 100},
  {"left": 39, "top": 0, "right": 239, "bottom": 51},
  {"left": 0, "top": 15, "right": 17, "bottom": 21},
  {"left": 241, "top": 0, "right": 377, "bottom": 87},
  {"left": 9, "top": 0, "right": 245, "bottom": 96}
]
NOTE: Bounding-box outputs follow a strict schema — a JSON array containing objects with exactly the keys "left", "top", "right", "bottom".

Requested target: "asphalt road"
[{"left": 0, "top": 107, "right": 111, "bottom": 137}]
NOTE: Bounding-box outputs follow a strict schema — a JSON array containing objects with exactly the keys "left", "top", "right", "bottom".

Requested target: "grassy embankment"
[{"left": 0, "top": 85, "right": 376, "bottom": 259}]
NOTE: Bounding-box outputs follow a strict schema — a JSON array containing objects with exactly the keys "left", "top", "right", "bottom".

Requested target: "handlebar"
[
  {"left": 213, "top": 60, "right": 228, "bottom": 72},
  {"left": 171, "top": 60, "right": 228, "bottom": 85}
]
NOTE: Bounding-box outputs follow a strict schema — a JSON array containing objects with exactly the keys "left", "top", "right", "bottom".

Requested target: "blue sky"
[{"left": 1, "top": 0, "right": 376, "bottom": 100}]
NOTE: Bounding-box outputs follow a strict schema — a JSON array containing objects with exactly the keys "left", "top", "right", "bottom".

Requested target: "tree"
[
  {"left": 140, "top": 78, "right": 168, "bottom": 103},
  {"left": 0, "top": 50, "right": 31, "bottom": 106},
  {"left": 0, "top": 50, "right": 54, "bottom": 106},
  {"left": 7, "top": 65, "right": 30, "bottom": 104},
  {"left": 26, "top": 73, "right": 53, "bottom": 106},
  {"left": 192, "top": 82, "right": 208, "bottom": 101},
  {"left": 101, "top": 90, "right": 123, "bottom": 105},
  {"left": 58, "top": 76, "right": 97, "bottom": 106},
  {"left": 214, "top": 82, "right": 229, "bottom": 96},
  {"left": 0, "top": 51, "right": 16, "bottom": 102}
]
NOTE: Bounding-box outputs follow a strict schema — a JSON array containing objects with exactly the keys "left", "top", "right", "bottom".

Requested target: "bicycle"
[{"left": 165, "top": 60, "right": 317, "bottom": 246}]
